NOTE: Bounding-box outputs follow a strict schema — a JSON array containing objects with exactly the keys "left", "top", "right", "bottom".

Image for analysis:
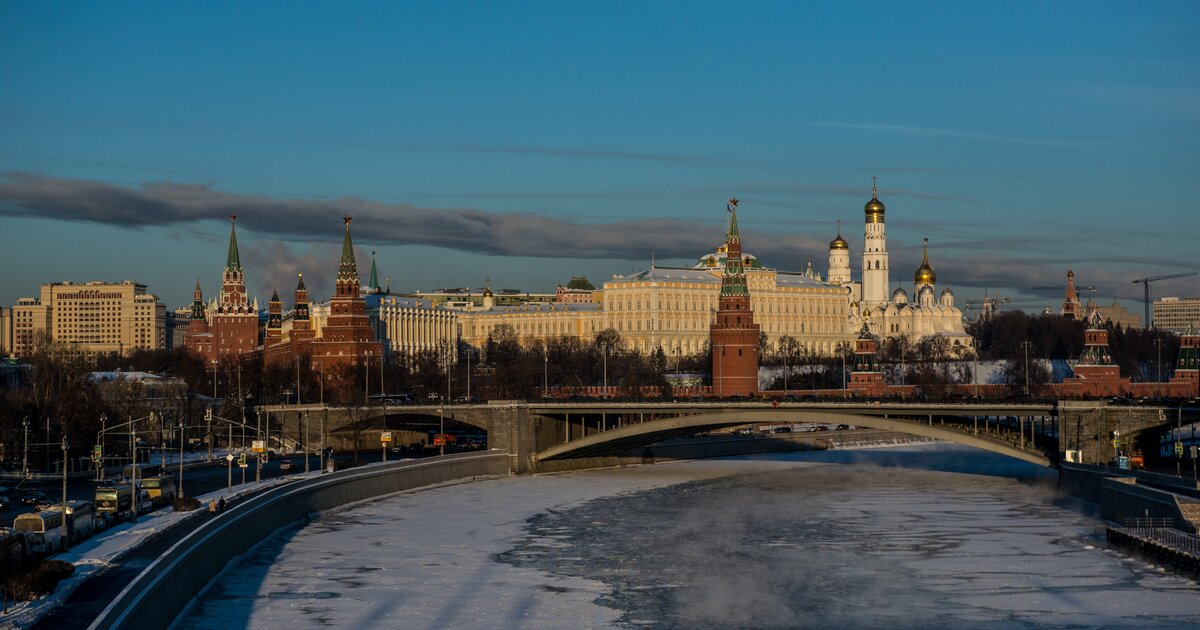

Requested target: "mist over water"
[
  {"left": 178, "top": 445, "right": 1200, "bottom": 629},
  {"left": 501, "top": 449, "right": 1198, "bottom": 629}
]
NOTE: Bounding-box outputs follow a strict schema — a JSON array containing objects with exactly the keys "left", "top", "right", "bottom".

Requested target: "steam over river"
[{"left": 179, "top": 445, "right": 1200, "bottom": 629}]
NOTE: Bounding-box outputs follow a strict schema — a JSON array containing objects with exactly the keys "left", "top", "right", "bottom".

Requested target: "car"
[
  {"left": 0, "top": 496, "right": 9, "bottom": 510},
  {"left": 20, "top": 491, "right": 45, "bottom": 505},
  {"left": 772, "top": 426, "right": 792, "bottom": 433},
  {"left": 816, "top": 426, "right": 830, "bottom": 432},
  {"left": 835, "top": 424, "right": 851, "bottom": 430},
  {"left": 279, "top": 460, "right": 295, "bottom": 472}
]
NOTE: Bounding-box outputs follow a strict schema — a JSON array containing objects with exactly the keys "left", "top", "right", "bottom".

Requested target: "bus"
[
  {"left": 14, "top": 510, "right": 65, "bottom": 554},
  {"left": 95, "top": 484, "right": 134, "bottom": 522},
  {"left": 139, "top": 474, "right": 178, "bottom": 507},
  {"left": 122, "top": 463, "right": 161, "bottom": 481},
  {"left": 46, "top": 500, "right": 97, "bottom": 543}
]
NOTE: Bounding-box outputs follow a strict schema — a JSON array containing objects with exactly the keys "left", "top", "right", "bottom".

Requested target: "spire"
[
  {"left": 271, "top": 288, "right": 280, "bottom": 302},
  {"left": 720, "top": 199, "right": 748, "bottom": 297},
  {"left": 296, "top": 272, "right": 306, "bottom": 292},
  {"left": 190, "top": 278, "right": 205, "bottom": 320},
  {"left": 226, "top": 215, "right": 242, "bottom": 272},
  {"left": 368, "top": 250, "right": 380, "bottom": 292},
  {"left": 385, "top": 276, "right": 391, "bottom": 293},
  {"left": 338, "top": 215, "right": 359, "bottom": 283},
  {"left": 726, "top": 198, "right": 740, "bottom": 242}
]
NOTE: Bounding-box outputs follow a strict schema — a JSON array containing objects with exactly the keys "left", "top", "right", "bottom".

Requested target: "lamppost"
[
  {"left": 96, "top": 413, "right": 106, "bottom": 481},
  {"left": 718, "top": 343, "right": 725, "bottom": 398},
  {"left": 543, "top": 344, "right": 549, "bottom": 398},
  {"left": 1155, "top": 338, "right": 1164, "bottom": 383},
  {"left": 60, "top": 433, "right": 69, "bottom": 551},
  {"left": 255, "top": 409, "right": 262, "bottom": 483},
  {"left": 438, "top": 405, "right": 445, "bottom": 456},
  {"left": 841, "top": 342, "right": 848, "bottom": 397},
  {"left": 22, "top": 416, "right": 29, "bottom": 479},
  {"left": 178, "top": 418, "right": 186, "bottom": 498},
  {"left": 602, "top": 346, "right": 608, "bottom": 399},
  {"left": 130, "top": 414, "right": 139, "bottom": 523},
  {"left": 304, "top": 411, "right": 311, "bottom": 473},
  {"left": 1021, "top": 340, "right": 1033, "bottom": 396},
  {"left": 782, "top": 343, "right": 789, "bottom": 397}
]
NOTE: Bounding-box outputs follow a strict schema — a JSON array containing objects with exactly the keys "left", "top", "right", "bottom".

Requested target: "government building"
[{"left": 7, "top": 280, "right": 166, "bottom": 356}]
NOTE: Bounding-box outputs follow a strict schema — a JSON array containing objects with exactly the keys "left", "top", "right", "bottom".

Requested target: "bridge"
[{"left": 253, "top": 400, "right": 1176, "bottom": 473}]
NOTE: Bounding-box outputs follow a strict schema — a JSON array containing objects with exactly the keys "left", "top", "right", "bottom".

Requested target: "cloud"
[{"left": 0, "top": 172, "right": 827, "bottom": 263}]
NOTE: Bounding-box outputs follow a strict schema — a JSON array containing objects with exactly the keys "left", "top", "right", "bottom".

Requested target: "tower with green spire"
[
  {"left": 710, "top": 199, "right": 760, "bottom": 396},
  {"left": 219, "top": 215, "right": 249, "bottom": 313},
  {"left": 368, "top": 251, "right": 381, "bottom": 294},
  {"left": 186, "top": 215, "right": 257, "bottom": 363},
  {"left": 313, "top": 216, "right": 382, "bottom": 370}
]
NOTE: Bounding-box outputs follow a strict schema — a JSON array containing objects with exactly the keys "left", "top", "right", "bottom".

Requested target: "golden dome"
[
  {"left": 914, "top": 237, "right": 936, "bottom": 285},
  {"left": 829, "top": 220, "right": 848, "bottom": 250},
  {"left": 864, "top": 179, "right": 885, "bottom": 223}
]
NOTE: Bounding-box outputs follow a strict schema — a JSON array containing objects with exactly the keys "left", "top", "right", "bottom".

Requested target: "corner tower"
[
  {"left": 710, "top": 199, "right": 760, "bottom": 396},
  {"left": 861, "top": 178, "right": 890, "bottom": 306}
]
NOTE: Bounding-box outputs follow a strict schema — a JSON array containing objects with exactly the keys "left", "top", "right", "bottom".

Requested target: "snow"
[
  {"left": 2, "top": 464, "right": 318, "bottom": 630},
  {"left": 177, "top": 446, "right": 1200, "bottom": 629}
]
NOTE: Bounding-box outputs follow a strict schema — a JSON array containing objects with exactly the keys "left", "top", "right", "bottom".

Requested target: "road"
[{"left": 0, "top": 445, "right": 441, "bottom": 527}]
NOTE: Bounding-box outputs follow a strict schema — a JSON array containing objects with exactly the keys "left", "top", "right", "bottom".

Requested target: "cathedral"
[{"left": 833, "top": 181, "right": 973, "bottom": 353}]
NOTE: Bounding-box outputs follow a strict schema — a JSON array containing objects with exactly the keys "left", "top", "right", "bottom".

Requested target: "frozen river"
[{"left": 177, "top": 445, "right": 1200, "bottom": 629}]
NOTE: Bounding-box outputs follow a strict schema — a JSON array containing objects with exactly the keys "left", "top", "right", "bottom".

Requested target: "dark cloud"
[{"left": 0, "top": 172, "right": 828, "bottom": 263}]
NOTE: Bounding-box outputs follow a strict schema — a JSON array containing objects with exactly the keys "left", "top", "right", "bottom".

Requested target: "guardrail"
[{"left": 87, "top": 451, "right": 510, "bottom": 630}]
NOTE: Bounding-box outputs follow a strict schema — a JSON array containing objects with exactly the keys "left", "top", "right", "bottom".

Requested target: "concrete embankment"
[
  {"left": 87, "top": 451, "right": 509, "bottom": 630},
  {"left": 1060, "top": 463, "right": 1200, "bottom": 576}
]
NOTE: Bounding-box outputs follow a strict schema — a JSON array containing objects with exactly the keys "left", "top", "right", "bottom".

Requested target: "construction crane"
[
  {"left": 1031, "top": 284, "right": 1097, "bottom": 294},
  {"left": 964, "top": 295, "right": 1051, "bottom": 321},
  {"left": 1131, "top": 272, "right": 1199, "bottom": 328}
]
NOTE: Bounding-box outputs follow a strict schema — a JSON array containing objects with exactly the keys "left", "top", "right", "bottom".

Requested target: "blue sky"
[{"left": 2, "top": 1, "right": 1198, "bottom": 316}]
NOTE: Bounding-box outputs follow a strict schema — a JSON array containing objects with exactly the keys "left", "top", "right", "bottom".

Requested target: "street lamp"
[
  {"left": 22, "top": 416, "right": 29, "bottom": 479},
  {"left": 96, "top": 413, "right": 106, "bottom": 481},
  {"left": 178, "top": 419, "right": 185, "bottom": 498},
  {"left": 61, "top": 433, "right": 69, "bottom": 551},
  {"left": 438, "top": 405, "right": 445, "bottom": 456},
  {"left": 1155, "top": 338, "right": 1164, "bottom": 383},
  {"left": 1021, "top": 340, "right": 1033, "bottom": 396},
  {"left": 543, "top": 344, "right": 549, "bottom": 398},
  {"left": 602, "top": 346, "right": 608, "bottom": 399}
]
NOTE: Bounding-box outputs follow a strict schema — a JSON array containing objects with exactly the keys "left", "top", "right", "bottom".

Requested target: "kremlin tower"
[
  {"left": 1061, "top": 270, "right": 1082, "bottom": 320},
  {"left": 709, "top": 199, "right": 760, "bottom": 396},
  {"left": 310, "top": 217, "right": 382, "bottom": 372},
  {"left": 185, "top": 216, "right": 258, "bottom": 363}
]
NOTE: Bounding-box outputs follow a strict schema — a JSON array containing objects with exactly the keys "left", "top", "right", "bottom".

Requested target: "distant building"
[
  {"left": 1061, "top": 269, "right": 1082, "bottom": 320},
  {"left": 0, "top": 307, "right": 11, "bottom": 356},
  {"left": 1087, "top": 299, "right": 1141, "bottom": 329},
  {"left": 9, "top": 281, "right": 166, "bottom": 356},
  {"left": 1154, "top": 297, "right": 1200, "bottom": 334}
]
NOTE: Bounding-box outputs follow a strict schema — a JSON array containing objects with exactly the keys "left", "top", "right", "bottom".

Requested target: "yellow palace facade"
[{"left": 456, "top": 243, "right": 853, "bottom": 357}]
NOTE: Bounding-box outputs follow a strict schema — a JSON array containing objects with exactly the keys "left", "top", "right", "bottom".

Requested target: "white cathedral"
[{"left": 828, "top": 181, "right": 973, "bottom": 353}]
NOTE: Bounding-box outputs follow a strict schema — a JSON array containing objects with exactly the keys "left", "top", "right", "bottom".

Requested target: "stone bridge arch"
[{"left": 535, "top": 409, "right": 1052, "bottom": 467}]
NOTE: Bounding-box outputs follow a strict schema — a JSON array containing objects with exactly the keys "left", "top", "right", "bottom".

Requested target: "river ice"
[{"left": 175, "top": 445, "right": 1200, "bottom": 629}]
